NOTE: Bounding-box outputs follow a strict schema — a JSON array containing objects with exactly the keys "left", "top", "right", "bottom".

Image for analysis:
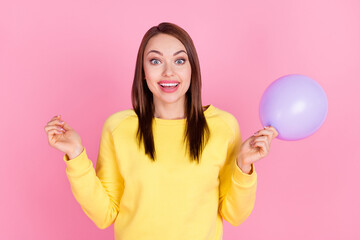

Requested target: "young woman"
[{"left": 44, "top": 22, "right": 278, "bottom": 240}]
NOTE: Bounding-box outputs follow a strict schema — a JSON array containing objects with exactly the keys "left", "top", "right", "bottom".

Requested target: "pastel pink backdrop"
[{"left": 1, "top": 0, "right": 359, "bottom": 239}]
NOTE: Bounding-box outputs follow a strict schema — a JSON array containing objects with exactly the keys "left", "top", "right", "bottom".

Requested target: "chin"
[
  {"left": 157, "top": 95, "right": 185, "bottom": 105},
  {"left": 160, "top": 98, "right": 181, "bottom": 104}
]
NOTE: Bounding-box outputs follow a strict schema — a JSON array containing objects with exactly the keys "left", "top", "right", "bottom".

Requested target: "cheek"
[
  {"left": 143, "top": 66, "right": 155, "bottom": 88},
  {"left": 183, "top": 66, "right": 192, "bottom": 83},
  {"left": 143, "top": 64, "right": 150, "bottom": 77},
  {"left": 145, "top": 79, "right": 157, "bottom": 95},
  {"left": 144, "top": 64, "right": 160, "bottom": 80},
  {"left": 181, "top": 69, "right": 191, "bottom": 91}
]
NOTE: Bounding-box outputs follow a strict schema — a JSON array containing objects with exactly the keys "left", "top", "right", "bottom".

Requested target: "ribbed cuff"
[
  {"left": 232, "top": 159, "right": 257, "bottom": 187},
  {"left": 63, "top": 148, "right": 92, "bottom": 175}
]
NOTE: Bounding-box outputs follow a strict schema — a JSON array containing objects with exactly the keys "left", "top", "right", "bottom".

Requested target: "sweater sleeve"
[
  {"left": 63, "top": 118, "right": 125, "bottom": 229},
  {"left": 218, "top": 117, "right": 257, "bottom": 226}
]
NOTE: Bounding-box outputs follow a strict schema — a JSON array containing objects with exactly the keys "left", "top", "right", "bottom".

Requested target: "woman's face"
[{"left": 143, "top": 33, "right": 191, "bottom": 107}]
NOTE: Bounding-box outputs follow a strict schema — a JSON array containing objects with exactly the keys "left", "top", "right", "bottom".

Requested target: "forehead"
[{"left": 145, "top": 33, "right": 186, "bottom": 53}]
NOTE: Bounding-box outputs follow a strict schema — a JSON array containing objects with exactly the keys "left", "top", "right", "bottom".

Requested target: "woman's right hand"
[{"left": 44, "top": 115, "right": 84, "bottom": 160}]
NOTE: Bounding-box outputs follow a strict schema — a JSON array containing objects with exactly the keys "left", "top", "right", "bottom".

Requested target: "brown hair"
[{"left": 131, "top": 22, "right": 210, "bottom": 163}]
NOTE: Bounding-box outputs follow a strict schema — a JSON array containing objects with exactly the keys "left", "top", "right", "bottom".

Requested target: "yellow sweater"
[{"left": 63, "top": 104, "right": 257, "bottom": 240}]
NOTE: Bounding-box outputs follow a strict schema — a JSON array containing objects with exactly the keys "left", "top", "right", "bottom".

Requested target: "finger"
[
  {"left": 254, "top": 129, "right": 275, "bottom": 140},
  {"left": 47, "top": 119, "right": 65, "bottom": 126},
  {"left": 264, "top": 126, "right": 279, "bottom": 138},
  {"left": 45, "top": 125, "right": 66, "bottom": 133},
  {"left": 51, "top": 115, "right": 61, "bottom": 121},
  {"left": 60, "top": 120, "right": 72, "bottom": 130},
  {"left": 252, "top": 137, "right": 270, "bottom": 151},
  {"left": 252, "top": 136, "right": 267, "bottom": 142},
  {"left": 256, "top": 127, "right": 278, "bottom": 145},
  {"left": 252, "top": 136, "right": 269, "bottom": 146},
  {"left": 48, "top": 114, "right": 62, "bottom": 123},
  {"left": 253, "top": 141, "right": 268, "bottom": 156},
  {"left": 47, "top": 129, "right": 64, "bottom": 137},
  {"left": 47, "top": 119, "right": 59, "bottom": 125},
  {"left": 253, "top": 140, "right": 266, "bottom": 148},
  {"left": 254, "top": 129, "right": 273, "bottom": 136},
  {"left": 270, "top": 126, "right": 279, "bottom": 138}
]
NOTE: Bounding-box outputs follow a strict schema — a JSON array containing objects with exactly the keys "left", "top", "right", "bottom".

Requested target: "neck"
[{"left": 153, "top": 98, "right": 186, "bottom": 120}]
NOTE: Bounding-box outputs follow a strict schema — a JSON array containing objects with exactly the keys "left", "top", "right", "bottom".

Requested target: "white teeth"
[{"left": 160, "top": 83, "right": 179, "bottom": 87}]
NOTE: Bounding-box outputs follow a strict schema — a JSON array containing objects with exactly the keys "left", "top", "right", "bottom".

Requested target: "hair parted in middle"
[{"left": 131, "top": 22, "right": 210, "bottom": 164}]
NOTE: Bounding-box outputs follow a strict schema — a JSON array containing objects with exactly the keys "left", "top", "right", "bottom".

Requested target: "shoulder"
[
  {"left": 102, "top": 109, "right": 137, "bottom": 133},
  {"left": 209, "top": 105, "right": 240, "bottom": 135}
]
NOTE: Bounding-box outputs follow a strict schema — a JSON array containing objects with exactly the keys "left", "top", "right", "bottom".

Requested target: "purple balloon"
[{"left": 259, "top": 74, "right": 328, "bottom": 141}]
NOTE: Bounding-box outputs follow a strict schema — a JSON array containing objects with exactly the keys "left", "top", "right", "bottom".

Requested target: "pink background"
[{"left": 1, "top": 0, "right": 359, "bottom": 239}]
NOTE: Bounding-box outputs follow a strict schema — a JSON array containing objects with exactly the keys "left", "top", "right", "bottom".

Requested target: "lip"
[
  {"left": 158, "top": 81, "right": 180, "bottom": 93},
  {"left": 158, "top": 80, "right": 180, "bottom": 84}
]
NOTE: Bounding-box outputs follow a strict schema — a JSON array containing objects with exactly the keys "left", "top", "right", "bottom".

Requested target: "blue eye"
[
  {"left": 150, "top": 59, "right": 161, "bottom": 64},
  {"left": 176, "top": 59, "right": 185, "bottom": 64}
]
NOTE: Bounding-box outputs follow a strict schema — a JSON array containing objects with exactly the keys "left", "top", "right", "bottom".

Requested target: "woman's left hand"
[{"left": 237, "top": 126, "right": 279, "bottom": 174}]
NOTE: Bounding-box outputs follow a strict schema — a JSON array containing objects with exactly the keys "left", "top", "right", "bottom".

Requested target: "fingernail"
[{"left": 59, "top": 120, "right": 64, "bottom": 124}]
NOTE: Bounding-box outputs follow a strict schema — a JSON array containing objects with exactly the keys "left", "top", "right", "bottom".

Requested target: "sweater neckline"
[{"left": 153, "top": 104, "right": 215, "bottom": 126}]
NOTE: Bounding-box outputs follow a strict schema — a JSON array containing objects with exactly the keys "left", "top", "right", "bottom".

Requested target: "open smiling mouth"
[
  {"left": 158, "top": 82, "right": 180, "bottom": 92},
  {"left": 159, "top": 83, "right": 179, "bottom": 88}
]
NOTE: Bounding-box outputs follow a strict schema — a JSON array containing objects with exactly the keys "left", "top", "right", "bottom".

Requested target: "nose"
[{"left": 162, "top": 61, "right": 175, "bottom": 77}]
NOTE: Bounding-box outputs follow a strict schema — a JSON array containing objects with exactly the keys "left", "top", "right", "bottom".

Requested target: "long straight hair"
[{"left": 131, "top": 22, "right": 210, "bottom": 163}]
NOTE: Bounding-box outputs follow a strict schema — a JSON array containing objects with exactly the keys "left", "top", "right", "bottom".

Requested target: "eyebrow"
[{"left": 146, "top": 50, "right": 187, "bottom": 56}]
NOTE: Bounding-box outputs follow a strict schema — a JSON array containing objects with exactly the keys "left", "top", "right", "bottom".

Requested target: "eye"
[
  {"left": 150, "top": 59, "right": 161, "bottom": 65},
  {"left": 175, "top": 59, "right": 186, "bottom": 64}
]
